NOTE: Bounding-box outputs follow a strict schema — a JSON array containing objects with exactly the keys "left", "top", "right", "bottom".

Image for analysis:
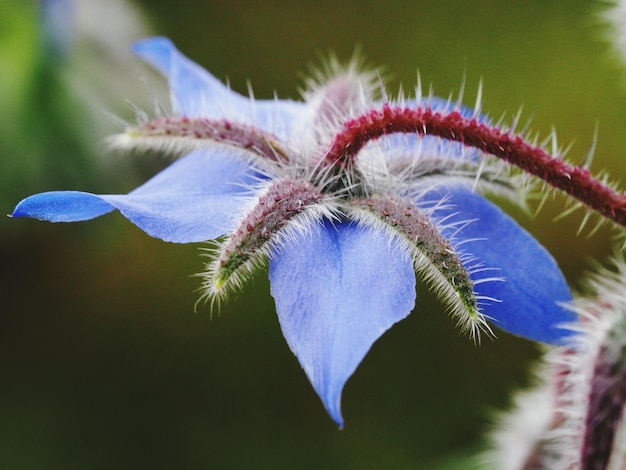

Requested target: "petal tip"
[
  {"left": 9, "top": 191, "right": 115, "bottom": 223},
  {"left": 11, "top": 197, "right": 40, "bottom": 220},
  {"left": 325, "top": 399, "right": 344, "bottom": 429},
  {"left": 131, "top": 36, "right": 174, "bottom": 59}
]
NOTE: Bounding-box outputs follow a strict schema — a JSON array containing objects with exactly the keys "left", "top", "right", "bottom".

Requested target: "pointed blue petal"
[
  {"left": 431, "top": 188, "right": 576, "bottom": 344},
  {"left": 268, "top": 221, "right": 416, "bottom": 427},
  {"left": 131, "top": 37, "right": 306, "bottom": 137},
  {"left": 132, "top": 37, "right": 235, "bottom": 118},
  {"left": 12, "top": 191, "right": 115, "bottom": 221},
  {"left": 12, "top": 149, "right": 260, "bottom": 243}
]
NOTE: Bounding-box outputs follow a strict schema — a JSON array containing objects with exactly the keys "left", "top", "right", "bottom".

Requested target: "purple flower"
[{"left": 11, "top": 37, "right": 576, "bottom": 427}]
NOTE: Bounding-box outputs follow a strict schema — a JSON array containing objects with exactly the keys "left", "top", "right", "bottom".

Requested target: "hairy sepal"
[
  {"left": 108, "top": 116, "right": 286, "bottom": 162},
  {"left": 200, "top": 179, "right": 335, "bottom": 304},
  {"left": 346, "top": 195, "right": 489, "bottom": 339}
]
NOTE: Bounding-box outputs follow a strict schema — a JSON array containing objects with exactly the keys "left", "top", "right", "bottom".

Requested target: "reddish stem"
[{"left": 326, "top": 105, "right": 626, "bottom": 227}]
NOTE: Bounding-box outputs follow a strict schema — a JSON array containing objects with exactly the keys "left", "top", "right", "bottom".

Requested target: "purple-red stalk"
[{"left": 326, "top": 105, "right": 626, "bottom": 227}]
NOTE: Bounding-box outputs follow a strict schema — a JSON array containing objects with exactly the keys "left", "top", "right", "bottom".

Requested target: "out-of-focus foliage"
[{"left": 0, "top": 0, "right": 154, "bottom": 213}]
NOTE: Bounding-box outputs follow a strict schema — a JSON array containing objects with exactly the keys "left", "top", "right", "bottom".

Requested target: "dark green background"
[{"left": 2, "top": 1, "right": 625, "bottom": 468}]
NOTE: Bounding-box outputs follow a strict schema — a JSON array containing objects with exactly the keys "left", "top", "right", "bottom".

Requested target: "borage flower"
[{"left": 11, "top": 37, "right": 576, "bottom": 427}]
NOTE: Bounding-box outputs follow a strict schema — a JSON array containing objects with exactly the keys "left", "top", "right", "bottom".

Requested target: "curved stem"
[{"left": 326, "top": 105, "right": 626, "bottom": 227}]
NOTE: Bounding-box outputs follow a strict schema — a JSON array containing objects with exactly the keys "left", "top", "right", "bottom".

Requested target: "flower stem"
[{"left": 327, "top": 105, "right": 626, "bottom": 227}]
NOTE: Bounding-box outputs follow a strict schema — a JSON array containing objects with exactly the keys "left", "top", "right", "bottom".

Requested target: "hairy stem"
[{"left": 326, "top": 105, "right": 626, "bottom": 227}]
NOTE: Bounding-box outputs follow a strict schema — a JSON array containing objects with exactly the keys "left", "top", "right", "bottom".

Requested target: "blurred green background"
[{"left": 2, "top": 0, "right": 625, "bottom": 468}]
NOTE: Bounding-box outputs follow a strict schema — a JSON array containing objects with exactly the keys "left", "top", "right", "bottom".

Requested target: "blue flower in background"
[{"left": 11, "top": 37, "right": 576, "bottom": 427}]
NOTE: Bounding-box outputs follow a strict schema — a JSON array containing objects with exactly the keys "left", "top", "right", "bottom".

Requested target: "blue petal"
[
  {"left": 132, "top": 37, "right": 306, "bottom": 137},
  {"left": 12, "top": 149, "right": 260, "bottom": 243},
  {"left": 12, "top": 191, "right": 115, "bottom": 221},
  {"left": 431, "top": 188, "right": 576, "bottom": 344},
  {"left": 268, "top": 221, "right": 416, "bottom": 427}
]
